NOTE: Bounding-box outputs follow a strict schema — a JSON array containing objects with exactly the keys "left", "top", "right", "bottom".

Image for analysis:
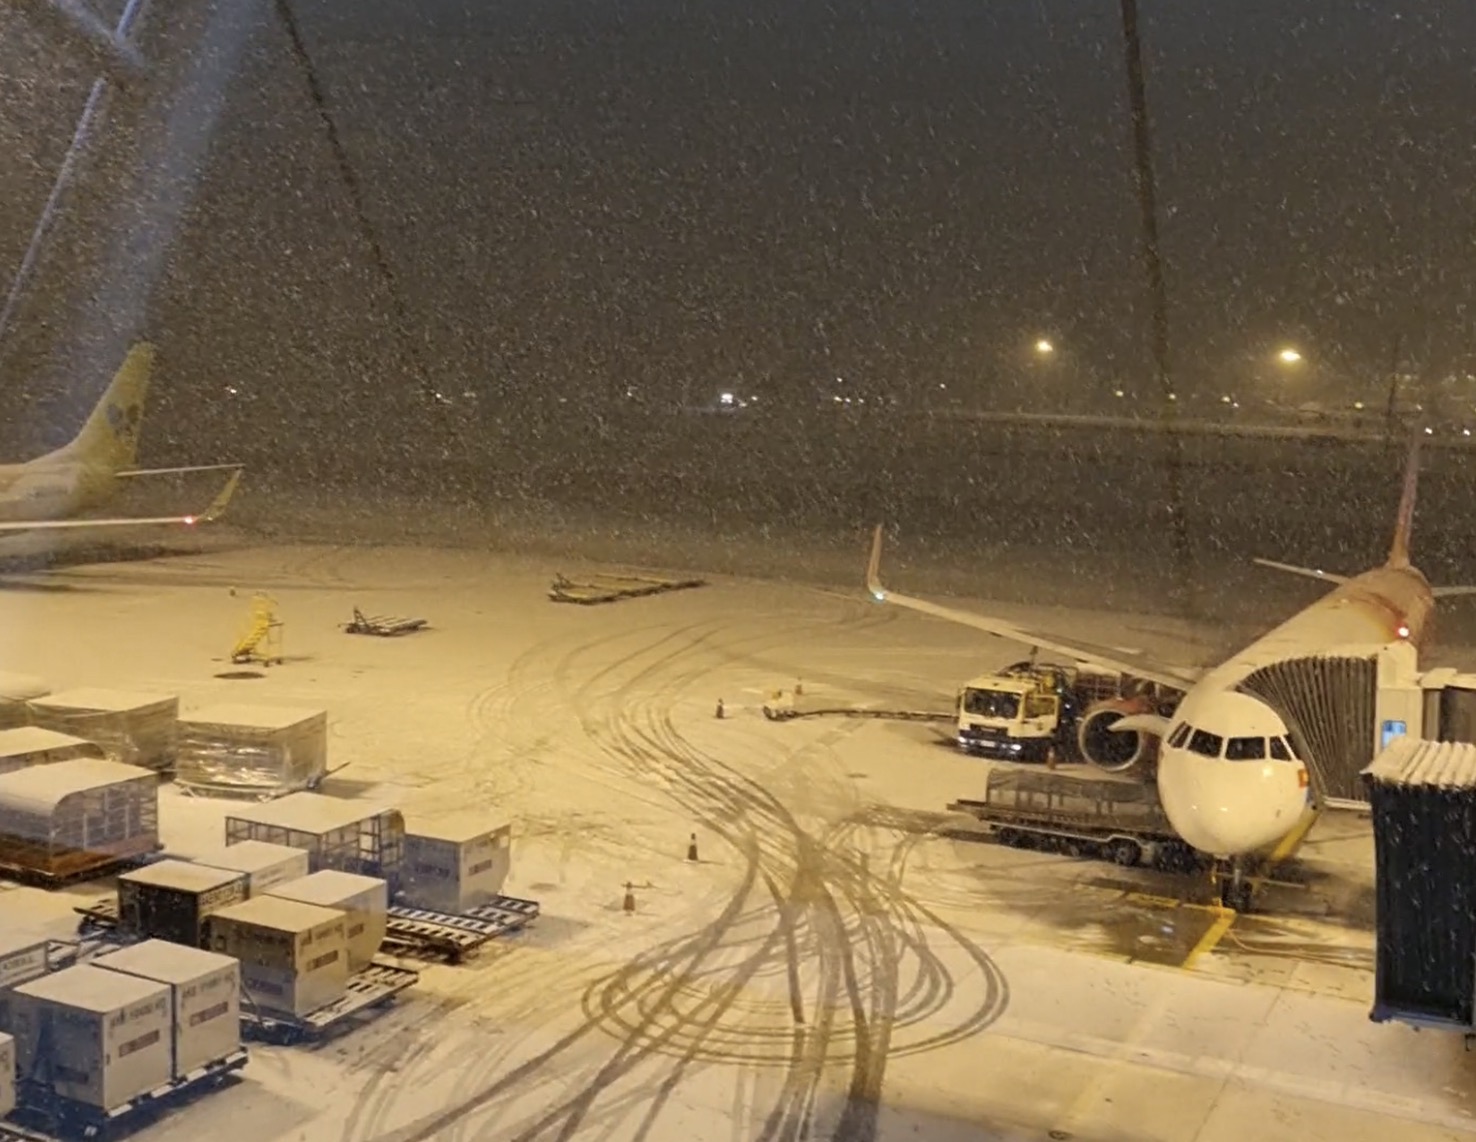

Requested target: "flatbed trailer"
[
  {"left": 342, "top": 608, "right": 427, "bottom": 637},
  {"left": 6, "top": 1049, "right": 247, "bottom": 1140},
  {"left": 383, "top": 894, "right": 540, "bottom": 962},
  {"left": 239, "top": 963, "right": 419, "bottom": 1045},
  {"left": 948, "top": 767, "right": 1197, "bottom": 870},
  {"left": 548, "top": 573, "right": 705, "bottom": 605}
]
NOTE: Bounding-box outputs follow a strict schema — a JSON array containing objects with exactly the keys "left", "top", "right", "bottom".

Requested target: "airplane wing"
[
  {"left": 0, "top": 469, "right": 241, "bottom": 532},
  {"left": 115, "top": 463, "right": 244, "bottom": 479},
  {"left": 865, "top": 525, "right": 1204, "bottom": 691}
]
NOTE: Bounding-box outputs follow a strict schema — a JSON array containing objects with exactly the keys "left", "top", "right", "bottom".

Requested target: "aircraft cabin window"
[
  {"left": 1187, "top": 729, "right": 1224, "bottom": 758},
  {"left": 1225, "top": 736, "right": 1266, "bottom": 760},
  {"left": 1168, "top": 722, "right": 1191, "bottom": 748},
  {"left": 1269, "top": 737, "right": 1292, "bottom": 761}
]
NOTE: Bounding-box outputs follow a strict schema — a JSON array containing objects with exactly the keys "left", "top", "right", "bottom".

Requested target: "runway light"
[
  {"left": 1277, "top": 347, "right": 1303, "bottom": 365},
  {"left": 1114, "top": 389, "right": 1125, "bottom": 398},
  {"left": 1035, "top": 339, "right": 1055, "bottom": 356}
]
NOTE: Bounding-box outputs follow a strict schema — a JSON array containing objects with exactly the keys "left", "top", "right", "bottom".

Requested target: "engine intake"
[{"left": 1076, "top": 697, "right": 1158, "bottom": 776}]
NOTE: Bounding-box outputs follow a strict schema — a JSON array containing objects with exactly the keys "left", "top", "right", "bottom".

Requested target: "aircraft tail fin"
[
  {"left": 1387, "top": 432, "right": 1421, "bottom": 570},
  {"left": 59, "top": 343, "right": 155, "bottom": 472}
]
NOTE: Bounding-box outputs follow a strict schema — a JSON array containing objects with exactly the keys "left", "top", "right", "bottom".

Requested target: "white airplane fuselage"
[{"left": 1155, "top": 562, "right": 1433, "bottom": 857}]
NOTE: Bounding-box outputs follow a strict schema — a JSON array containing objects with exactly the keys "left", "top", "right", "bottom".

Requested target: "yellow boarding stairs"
[{"left": 231, "top": 592, "right": 284, "bottom": 666}]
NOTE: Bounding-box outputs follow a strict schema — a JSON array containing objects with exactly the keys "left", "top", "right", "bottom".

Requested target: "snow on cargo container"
[
  {"left": 0, "top": 672, "right": 47, "bottom": 732},
  {"left": 190, "top": 839, "right": 310, "bottom": 896},
  {"left": 27, "top": 688, "right": 177, "bottom": 774},
  {"left": 205, "top": 896, "right": 348, "bottom": 1018},
  {"left": 0, "top": 1030, "right": 12, "bottom": 1118},
  {"left": 9, "top": 964, "right": 170, "bottom": 1112},
  {"left": 117, "top": 860, "right": 249, "bottom": 948},
  {"left": 0, "top": 727, "right": 106, "bottom": 775},
  {"left": 176, "top": 705, "right": 328, "bottom": 798},
  {"left": 225, "top": 793, "right": 404, "bottom": 891},
  {"left": 401, "top": 816, "right": 511, "bottom": 914},
  {"left": 265, "top": 870, "right": 387, "bottom": 972},
  {"left": 0, "top": 758, "right": 159, "bottom": 881},
  {"left": 93, "top": 940, "right": 241, "bottom": 1078}
]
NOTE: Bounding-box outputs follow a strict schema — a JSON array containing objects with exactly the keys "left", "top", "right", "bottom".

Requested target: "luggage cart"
[
  {"left": 342, "top": 608, "right": 428, "bottom": 637},
  {"left": 383, "top": 894, "right": 540, "bottom": 963},
  {"left": 238, "top": 963, "right": 419, "bottom": 1045}
]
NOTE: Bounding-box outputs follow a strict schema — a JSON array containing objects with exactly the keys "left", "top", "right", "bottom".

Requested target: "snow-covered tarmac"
[{"left": 1, "top": 540, "right": 1472, "bottom": 1141}]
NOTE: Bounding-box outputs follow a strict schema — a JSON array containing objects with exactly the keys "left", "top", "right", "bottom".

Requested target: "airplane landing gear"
[{"left": 1218, "top": 858, "right": 1254, "bottom": 913}]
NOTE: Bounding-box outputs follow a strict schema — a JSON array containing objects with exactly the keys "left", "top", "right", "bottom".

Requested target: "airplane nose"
[{"left": 1156, "top": 746, "right": 1308, "bottom": 857}]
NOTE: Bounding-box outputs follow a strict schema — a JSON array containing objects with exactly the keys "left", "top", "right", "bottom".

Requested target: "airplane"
[
  {"left": 0, "top": 342, "right": 241, "bottom": 541},
  {"left": 865, "top": 438, "right": 1475, "bottom": 909}
]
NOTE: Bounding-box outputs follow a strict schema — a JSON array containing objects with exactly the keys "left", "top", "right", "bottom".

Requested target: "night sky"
[{"left": 2, "top": 1, "right": 1475, "bottom": 464}]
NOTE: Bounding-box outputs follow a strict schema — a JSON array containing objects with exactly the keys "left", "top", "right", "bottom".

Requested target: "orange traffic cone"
[
  {"left": 686, "top": 833, "right": 699, "bottom": 862},
  {"left": 622, "top": 882, "right": 636, "bottom": 913},
  {"left": 715, "top": 698, "right": 725, "bottom": 719}
]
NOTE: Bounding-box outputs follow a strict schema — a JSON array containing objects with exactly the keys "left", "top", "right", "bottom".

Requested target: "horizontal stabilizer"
[
  {"left": 1252, "top": 558, "right": 1349, "bottom": 585},
  {"left": 0, "top": 468, "right": 240, "bottom": 532},
  {"left": 1432, "top": 585, "right": 1476, "bottom": 599}
]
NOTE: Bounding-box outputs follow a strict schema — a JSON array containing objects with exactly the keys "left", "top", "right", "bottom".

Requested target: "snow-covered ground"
[{"left": 0, "top": 541, "right": 1471, "bottom": 1141}]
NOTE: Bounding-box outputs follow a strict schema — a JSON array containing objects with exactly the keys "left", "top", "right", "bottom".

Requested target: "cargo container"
[
  {"left": 190, "top": 839, "right": 310, "bottom": 896},
  {"left": 176, "top": 705, "right": 328, "bottom": 797},
  {"left": 225, "top": 793, "right": 404, "bottom": 891},
  {"left": 265, "top": 870, "right": 387, "bottom": 971},
  {"left": 0, "top": 1030, "right": 13, "bottom": 1118},
  {"left": 401, "top": 817, "right": 512, "bottom": 913},
  {"left": 9, "top": 964, "right": 171, "bottom": 1112},
  {"left": 205, "top": 896, "right": 348, "bottom": 1018},
  {"left": 1365, "top": 737, "right": 1476, "bottom": 1031},
  {"left": 117, "top": 860, "right": 249, "bottom": 947},
  {"left": 0, "top": 727, "right": 106, "bottom": 775},
  {"left": 93, "top": 940, "right": 241, "bottom": 1078},
  {"left": 26, "top": 688, "right": 178, "bottom": 774},
  {"left": 0, "top": 928, "right": 51, "bottom": 995},
  {"left": 0, "top": 758, "right": 159, "bottom": 882}
]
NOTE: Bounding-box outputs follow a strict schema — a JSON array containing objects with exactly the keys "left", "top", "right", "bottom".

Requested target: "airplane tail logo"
[{"left": 63, "top": 343, "right": 154, "bottom": 471}]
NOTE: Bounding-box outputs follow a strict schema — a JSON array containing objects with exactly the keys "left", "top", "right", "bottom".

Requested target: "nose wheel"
[{"left": 1216, "top": 858, "right": 1255, "bottom": 913}]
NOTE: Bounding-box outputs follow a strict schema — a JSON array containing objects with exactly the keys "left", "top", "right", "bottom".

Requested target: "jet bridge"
[{"left": 1237, "top": 641, "right": 1476, "bottom": 810}]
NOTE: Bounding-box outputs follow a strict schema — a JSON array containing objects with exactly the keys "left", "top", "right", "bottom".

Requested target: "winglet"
[
  {"left": 1388, "top": 432, "right": 1421, "bottom": 569},
  {"left": 189, "top": 468, "right": 243, "bottom": 525},
  {"left": 866, "top": 524, "right": 887, "bottom": 601}
]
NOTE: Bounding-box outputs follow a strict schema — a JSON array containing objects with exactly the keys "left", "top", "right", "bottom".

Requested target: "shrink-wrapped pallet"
[
  {"left": 27, "top": 688, "right": 177, "bottom": 774},
  {"left": 176, "top": 705, "right": 327, "bottom": 798}
]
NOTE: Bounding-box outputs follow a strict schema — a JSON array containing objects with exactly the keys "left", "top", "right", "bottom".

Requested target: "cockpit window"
[
  {"left": 1269, "top": 737, "right": 1292, "bottom": 761},
  {"left": 1225, "top": 736, "right": 1266, "bottom": 760},
  {"left": 1187, "top": 729, "right": 1224, "bottom": 758},
  {"left": 1168, "top": 722, "right": 1191, "bottom": 748}
]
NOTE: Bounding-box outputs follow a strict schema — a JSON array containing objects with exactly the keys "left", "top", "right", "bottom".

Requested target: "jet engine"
[{"left": 1076, "top": 696, "right": 1160, "bottom": 778}]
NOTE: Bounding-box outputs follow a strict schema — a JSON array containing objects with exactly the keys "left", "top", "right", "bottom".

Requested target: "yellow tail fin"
[{"left": 61, "top": 343, "right": 155, "bottom": 471}]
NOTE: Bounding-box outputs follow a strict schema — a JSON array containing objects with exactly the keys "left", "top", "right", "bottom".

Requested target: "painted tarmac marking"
[{"left": 1181, "top": 905, "right": 1238, "bottom": 970}]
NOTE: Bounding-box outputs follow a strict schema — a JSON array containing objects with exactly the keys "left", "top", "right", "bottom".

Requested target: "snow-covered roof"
[
  {"left": 191, "top": 840, "right": 307, "bottom": 874},
  {"left": 210, "top": 894, "right": 345, "bottom": 935},
  {"left": 265, "top": 869, "right": 385, "bottom": 906},
  {"left": 0, "top": 757, "right": 155, "bottom": 814},
  {"left": 14, "top": 963, "right": 166, "bottom": 1013},
  {"left": 30, "top": 687, "right": 175, "bottom": 713},
  {"left": 0, "top": 671, "right": 48, "bottom": 702},
  {"left": 0, "top": 727, "right": 99, "bottom": 758},
  {"left": 182, "top": 705, "right": 327, "bottom": 732},
  {"left": 226, "top": 792, "right": 395, "bottom": 835},
  {"left": 119, "top": 858, "right": 243, "bottom": 894},
  {"left": 406, "top": 814, "right": 509, "bottom": 845},
  {"left": 95, "top": 939, "right": 236, "bottom": 985},
  {"left": 1364, "top": 737, "right": 1476, "bottom": 788}
]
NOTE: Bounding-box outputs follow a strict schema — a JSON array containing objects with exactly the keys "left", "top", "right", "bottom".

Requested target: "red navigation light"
[{"left": 183, "top": 515, "right": 197, "bottom": 526}]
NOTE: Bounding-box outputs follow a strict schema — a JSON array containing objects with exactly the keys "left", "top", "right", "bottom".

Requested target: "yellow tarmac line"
[{"left": 1181, "top": 905, "right": 1237, "bottom": 970}]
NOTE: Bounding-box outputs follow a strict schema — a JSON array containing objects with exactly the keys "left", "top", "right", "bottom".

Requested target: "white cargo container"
[
  {"left": 10, "top": 965, "right": 170, "bottom": 1112},
  {"left": 26, "top": 688, "right": 177, "bottom": 774},
  {"left": 0, "top": 928, "right": 50, "bottom": 994},
  {"left": 205, "top": 896, "right": 348, "bottom": 1018},
  {"left": 191, "top": 839, "right": 310, "bottom": 896},
  {"left": 0, "top": 727, "right": 106, "bottom": 775},
  {"left": 176, "top": 705, "right": 328, "bottom": 797},
  {"left": 93, "top": 940, "right": 241, "bottom": 1078},
  {"left": 117, "top": 859, "right": 249, "bottom": 947},
  {"left": 401, "top": 816, "right": 512, "bottom": 913},
  {"left": 0, "top": 672, "right": 47, "bottom": 732},
  {"left": 0, "top": 1030, "right": 13, "bottom": 1118},
  {"left": 265, "top": 870, "right": 387, "bottom": 972}
]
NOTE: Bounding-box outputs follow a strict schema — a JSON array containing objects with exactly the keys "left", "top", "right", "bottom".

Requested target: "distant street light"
[
  {"left": 1277, "top": 347, "right": 1303, "bottom": 365},
  {"left": 1034, "top": 339, "right": 1056, "bottom": 356}
]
